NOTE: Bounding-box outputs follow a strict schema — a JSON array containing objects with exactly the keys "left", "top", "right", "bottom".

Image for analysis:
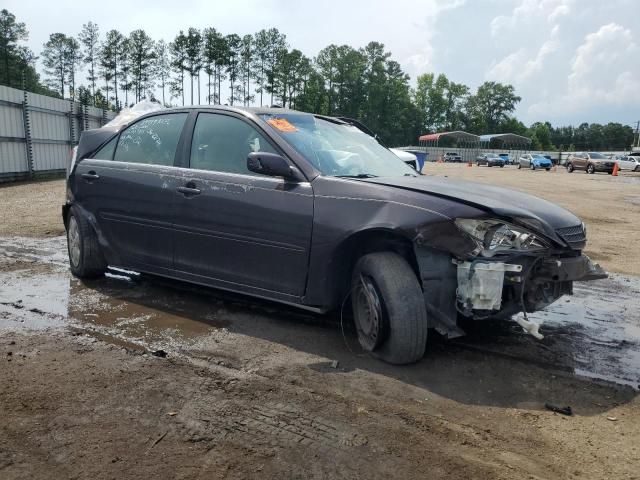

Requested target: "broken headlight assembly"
[{"left": 454, "top": 218, "right": 548, "bottom": 257}]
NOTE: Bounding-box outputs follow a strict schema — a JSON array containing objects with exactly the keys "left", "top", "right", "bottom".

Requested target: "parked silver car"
[{"left": 615, "top": 155, "right": 640, "bottom": 171}]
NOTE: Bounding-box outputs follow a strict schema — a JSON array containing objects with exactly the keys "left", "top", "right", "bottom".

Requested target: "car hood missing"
[{"left": 361, "top": 175, "right": 582, "bottom": 235}]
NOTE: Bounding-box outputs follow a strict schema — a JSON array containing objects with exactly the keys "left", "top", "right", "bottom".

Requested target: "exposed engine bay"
[{"left": 414, "top": 217, "right": 607, "bottom": 340}]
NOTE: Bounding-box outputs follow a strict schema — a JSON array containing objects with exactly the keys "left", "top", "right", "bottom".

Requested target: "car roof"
[{"left": 161, "top": 105, "right": 315, "bottom": 117}]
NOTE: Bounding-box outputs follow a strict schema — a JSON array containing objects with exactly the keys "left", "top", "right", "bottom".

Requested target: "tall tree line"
[{"left": 0, "top": 8, "right": 636, "bottom": 149}]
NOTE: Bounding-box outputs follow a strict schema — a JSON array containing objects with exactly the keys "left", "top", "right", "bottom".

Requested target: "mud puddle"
[{"left": 1, "top": 236, "right": 639, "bottom": 390}]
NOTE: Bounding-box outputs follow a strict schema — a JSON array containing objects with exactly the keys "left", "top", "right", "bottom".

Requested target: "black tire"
[
  {"left": 500, "top": 164, "right": 504, "bottom": 168},
  {"left": 587, "top": 164, "right": 595, "bottom": 174},
  {"left": 517, "top": 163, "right": 521, "bottom": 169},
  {"left": 567, "top": 163, "right": 574, "bottom": 173},
  {"left": 545, "top": 168, "right": 550, "bottom": 171},
  {"left": 351, "top": 252, "right": 427, "bottom": 365},
  {"left": 66, "top": 206, "right": 107, "bottom": 279},
  {"left": 476, "top": 162, "right": 480, "bottom": 166},
  {"left": 530, "top": 164, "right": 535, "bottom": 170}
]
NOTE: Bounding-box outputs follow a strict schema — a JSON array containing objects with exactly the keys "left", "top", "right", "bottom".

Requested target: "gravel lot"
[{"left": 1, "top": 166, "right": 639, "bottom": 479}]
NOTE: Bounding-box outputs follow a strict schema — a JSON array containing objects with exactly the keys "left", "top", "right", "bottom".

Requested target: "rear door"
[
  {"left": 73, "top": 112, "right": 188, "bottom": 270},
  {"left": 573, "top": 153, "right": 586, "bottom": 169},
  {"left": 172, "top": 111, "right": 314, "bottom": 298}
]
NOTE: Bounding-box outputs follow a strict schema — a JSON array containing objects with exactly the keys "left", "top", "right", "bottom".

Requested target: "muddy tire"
[
  {"left": 567, "top": 163, "right": 574, "bottom": 173},
  {"left": 66, "top": 206, "right": 107, "bottom": 279},
  {"left": 587, "top": 164, "right": 595, "bottom": 174},
  {"left": 351, "top": 252, "right": 427, "bottom": 365}
]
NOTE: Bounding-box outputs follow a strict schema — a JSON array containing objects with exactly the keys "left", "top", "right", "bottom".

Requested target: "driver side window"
[{"left": 190, "top": 113, "right": 278, "bottom": 175}]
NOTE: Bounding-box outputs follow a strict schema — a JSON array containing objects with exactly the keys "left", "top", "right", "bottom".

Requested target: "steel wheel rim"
[
  {"left": 68, "top": 216, "right": 81, "bottom": 268},
  {"left": 354, "top": 274, "right": 383, "bottom": 351}
]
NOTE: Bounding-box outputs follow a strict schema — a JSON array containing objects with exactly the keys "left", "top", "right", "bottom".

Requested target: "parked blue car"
[{"left": 518, "top": 154, "right": 552, "bottom": 171}]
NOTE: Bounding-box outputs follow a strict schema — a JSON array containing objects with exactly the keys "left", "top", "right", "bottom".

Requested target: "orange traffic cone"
[{"left": 612, "top": 162, "right": 619, "bottom": 176}]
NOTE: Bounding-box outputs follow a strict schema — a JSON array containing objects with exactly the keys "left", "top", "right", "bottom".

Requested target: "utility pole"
[{"left": 635, "top": 121, "right": 640, "bottom": 150}]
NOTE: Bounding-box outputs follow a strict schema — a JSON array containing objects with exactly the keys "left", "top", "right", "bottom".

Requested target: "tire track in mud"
[{"left": 177, "top": 399, "right": 367, "bottom": 450}]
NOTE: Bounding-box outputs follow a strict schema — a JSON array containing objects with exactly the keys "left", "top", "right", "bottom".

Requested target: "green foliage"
[
  {"left": 78, "top": 22, "right": 100, "bottom": 103},
  {"left": 1, "top": 8, "right": 633, "bottom": 150},
  {"left": 41, "top": 33, "right": 80, "bottom": 98}
]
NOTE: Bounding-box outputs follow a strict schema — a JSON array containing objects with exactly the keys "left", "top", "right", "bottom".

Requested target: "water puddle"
[{"left": 1, "top": 235, "right": 639, "bottom": 389}]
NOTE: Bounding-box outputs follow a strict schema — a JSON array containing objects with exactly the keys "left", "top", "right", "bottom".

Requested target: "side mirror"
[{"left": 247, "top": 152, "right": 294, "bottom": 178}]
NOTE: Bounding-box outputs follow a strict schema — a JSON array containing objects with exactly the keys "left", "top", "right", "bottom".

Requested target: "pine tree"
[
  {"left": 153, "top": 40, "right": 170, "bottom": 106},
  {"left": 100, "top": 30, "right": 124, "bottom": 109},
  {"left": 225, "top": 34, "right": 241, "bottom": 106},
  {"left": 0, "top": 9, "right": 28, "bottom": 87},
  {"left": 78, "top": 22, "right": 100, "bottom": 104},
  {"left": 128, "top": 29, "right": 156, "bottom": 102},
  {"left": 170, "top": 30, "right": 188, "bottom": 106}
]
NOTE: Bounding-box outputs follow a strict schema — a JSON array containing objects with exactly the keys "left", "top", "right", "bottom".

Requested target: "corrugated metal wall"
[{"left": 0, "top": 85, "right": 115, "bottom": 181}]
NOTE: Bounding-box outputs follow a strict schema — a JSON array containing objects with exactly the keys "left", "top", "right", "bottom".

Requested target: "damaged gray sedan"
[{"left": 65, "top": 106, "right": 606, "bottom": 365}]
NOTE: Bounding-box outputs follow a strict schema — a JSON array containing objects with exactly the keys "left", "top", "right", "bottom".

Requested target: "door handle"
[
  {"left": 81, "top": 171, "right": 100, "bottom": 181},
  {"left": 177, "top": 186, "right": 201, "bottom": 196}
]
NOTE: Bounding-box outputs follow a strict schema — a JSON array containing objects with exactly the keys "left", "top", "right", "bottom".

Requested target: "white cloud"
[
  {"left": 490, "top": 0, "right": 572, "bottom": 37},
  {"left": 404, "top": 0, "right": 466, "bottom": 73},
  {"left": 529, "top": 23, "right": 640, "bottom": 117}
]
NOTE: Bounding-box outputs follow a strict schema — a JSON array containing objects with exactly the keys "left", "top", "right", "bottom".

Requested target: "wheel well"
[
  {"left": 62, "top": 204, "right": 71, "bottom": 229},
  {"left": 329, "top": 229, "right": 420, "bottom": 309}
]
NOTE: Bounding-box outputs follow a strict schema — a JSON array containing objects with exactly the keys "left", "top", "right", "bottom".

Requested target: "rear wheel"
[
  {"left": 351, "top": 252, "right": 427, "bottom": 365},
  {"left": 67, "top": 206, "right": 107, "bottom": 279},
  {"left": 545, "top": 168, "right": 550, "bottom": 171},
  {"left": 530, "top": 163, "right": 535, "bottom": 170},
  {"left": 587, "top": 164, "right": 595, "bottom": 174},
  {"left": 517, "top": 163, "right": 522, "bottom": 169}
]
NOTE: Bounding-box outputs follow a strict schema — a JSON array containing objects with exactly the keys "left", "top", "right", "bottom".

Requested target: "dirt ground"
[{"left": 1, "top": 167, "right": 640, "bottom": 479}]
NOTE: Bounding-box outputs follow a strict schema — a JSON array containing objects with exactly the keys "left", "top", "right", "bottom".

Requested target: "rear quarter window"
[{"left": 92, "top": 136, "right": 118, "bottom": 160}]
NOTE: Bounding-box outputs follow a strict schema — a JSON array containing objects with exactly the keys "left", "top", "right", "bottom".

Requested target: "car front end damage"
[{"left": 412, "top": 217, "right": 606, "bottom": 339}]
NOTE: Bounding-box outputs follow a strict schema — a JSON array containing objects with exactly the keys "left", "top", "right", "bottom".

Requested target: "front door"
[
  {"left": 73, "top": 112, "right": 188, "bottom": 270},
  {"left": 172, "top": 112, "right": 314, "bottom": 298}
]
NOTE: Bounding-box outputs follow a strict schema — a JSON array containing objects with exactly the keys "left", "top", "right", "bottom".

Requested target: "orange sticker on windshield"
[{"left": 267, "top": 118, "right": 297, "bottom": 132}]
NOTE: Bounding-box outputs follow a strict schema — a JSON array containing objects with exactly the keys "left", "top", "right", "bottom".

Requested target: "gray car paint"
[{"left": 66, "top": 105, "right": 597, "bottom": 316}]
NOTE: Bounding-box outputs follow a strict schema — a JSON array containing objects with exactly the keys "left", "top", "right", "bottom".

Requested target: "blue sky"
[{"left": 6, "top": 0, "right": 640, "bottom": 127}]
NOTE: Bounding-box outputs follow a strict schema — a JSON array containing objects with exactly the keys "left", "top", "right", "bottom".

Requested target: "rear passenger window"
[
  {"left": 114, "top": 113, "right": 187, "bottom": 166},
  {"left": 190, "top": 113, "right": 278, "bottom": 174}
]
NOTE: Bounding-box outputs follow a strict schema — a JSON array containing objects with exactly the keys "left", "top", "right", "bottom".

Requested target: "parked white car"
[{"left": 615, "top": 155, "right": 640, "bottom": 171}]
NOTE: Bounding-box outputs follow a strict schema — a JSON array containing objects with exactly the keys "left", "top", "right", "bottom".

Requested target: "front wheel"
[
  {"left": 567, "top": 163, "right": 574, "bottom": 173},
  {"left": 500, "top": 164, "right": 504, "bottom": 168},
  {"left": 530, "top": 164, "right": 535, "bottom": 170},
  {"left": 587, "top": 164, "right": 595, "bottom": 174},
  {"left": 517, "top": 163, "right": 522, "bottom": 169},
  {"left": 545, "top": 168, "right": 551, "bottom": 171},
  {"left": 351, "top": 252, "right": 427, "bottom": 365},
  {"left": 66, "top": 206, "right": 107, "bottom": 279}
]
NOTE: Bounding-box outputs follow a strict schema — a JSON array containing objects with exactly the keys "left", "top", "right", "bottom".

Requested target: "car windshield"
[
  {"left": 589, "top": 152, "right": 606, "bottom": 159},
  {"left": 533, "top": 155, "right": 547, "bottom": 159},
  {"left": 258, "top": 113, "right": 416, "bottom": 177},
  {"left": 487, "top": 154, "right": 500, "bottom": 158}
]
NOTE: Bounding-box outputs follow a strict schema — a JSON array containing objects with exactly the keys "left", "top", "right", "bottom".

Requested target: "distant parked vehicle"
[
  {"left": 476, "top": 153, "right": 506, "bottom": 167},
  {"left": 566, "top": 152, "right": 615, "bottom": 174},
  {"left": 615, "top": 155, "right": 640, "bottom": 172},
  {"left": 443, "top": 152, "right": 463, "bottom": 163},
  {"left": 518, "top": 154, "right": 552, "bottom": 171},
  {"left": 390, "top": 148, "right": 418, "bottom": 170},
  {"left": 498, "top": 153, "right": 513, "bottom": 164}
]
